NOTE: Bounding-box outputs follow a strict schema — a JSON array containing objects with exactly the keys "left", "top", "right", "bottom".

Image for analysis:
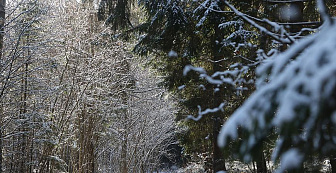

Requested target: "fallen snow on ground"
[{"left": 157, "top": 159, "right": 332, "bottom": 173}]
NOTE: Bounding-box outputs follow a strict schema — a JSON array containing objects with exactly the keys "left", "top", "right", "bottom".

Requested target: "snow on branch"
[
  {"left": 183, "top": 65, "right": 207, "bottom": 76},
  {"left": 218, "top": 18, "right": 336, "bottom": 171},
  {"left": 183, "top": 63, "right": 252, "bottom": 122},
  {"left": 317, "top": 0, "right": 333, "bottom": 25},
  {"left": 183, "top": 65, "right": 250, "bottom": 86},
  {"left": 221, "top": 0, "right": 295, "bottom": 44},
  {"left": 187, "top": 103, "right": 226, "bottom": 121}
]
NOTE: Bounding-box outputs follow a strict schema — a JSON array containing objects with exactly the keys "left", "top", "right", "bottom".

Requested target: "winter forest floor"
[{"left": 159, "top": 160, "right": 332, "bottom": 173}]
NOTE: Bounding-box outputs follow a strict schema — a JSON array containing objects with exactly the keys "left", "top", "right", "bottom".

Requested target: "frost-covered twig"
[
  {"left": 222, "top": 0, "right": 294, "bottom": 44},
  {"left": 183, "top": 65, "right": 249, "bottom": 86},
  {"left": 187, "top": 103, "right": 226, "bottom": 121}
]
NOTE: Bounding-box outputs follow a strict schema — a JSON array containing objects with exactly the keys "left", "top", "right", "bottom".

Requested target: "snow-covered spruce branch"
[
  {"left": 221, "top": 0, "right": 295, "bottom": 44},
  {"left": 218, "top": 11, "right": 336, "bottom": 172},
  {"left": 182, "top": 64, "right": 253, "bottom": 121},
  {"left": 196, "top": 0, "right": 298, "bottom": 44},
  {"left": 183, "top": 64, "right": 250, "bottom": 86},
  {"left": 186, "top": 103, "right": 226, "bottom": 121}
]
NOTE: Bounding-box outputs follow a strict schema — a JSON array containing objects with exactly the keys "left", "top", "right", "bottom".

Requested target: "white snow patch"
[
  {"left": 279, "top": 5, "right": 300, "bottom": 22},
  {"left": 277, "top": 149, "right": 303, "bottom": 172},
  {"left": 178, "top": 85, "right": 185, "bottom": 90},
  {"left": 183, "top": 65, "right": 206, "bottom": 76},
  {"left": 332, "top": 112, "right": 336, "bottom": 124},
  {"left": 168, "top": 50, "right": 178, "bottom": 57}
]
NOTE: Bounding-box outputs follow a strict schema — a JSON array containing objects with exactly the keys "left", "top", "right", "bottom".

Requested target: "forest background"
[{"left": 0, "top": 0, "right": 336, "bottom": 173}]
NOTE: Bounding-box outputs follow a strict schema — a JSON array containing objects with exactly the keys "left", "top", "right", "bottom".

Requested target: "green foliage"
[
  {"left": 97, "top": 0, "right": 135, "bottom": 30},
  {"left": 107, "top": 0, "right": 323, "bottom": 171},
  {"left": 131, "top": 1, "right": 263, "bottom": 169}
]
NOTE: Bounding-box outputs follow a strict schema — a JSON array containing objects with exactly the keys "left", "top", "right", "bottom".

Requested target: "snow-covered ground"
[{"left": 157, "top": 159, "right": 332, "bottom": 173}]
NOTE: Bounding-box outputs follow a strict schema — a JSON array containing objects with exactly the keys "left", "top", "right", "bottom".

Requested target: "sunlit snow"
[{"left": 218, "top": 16, "right": 336, "bottom": 172}]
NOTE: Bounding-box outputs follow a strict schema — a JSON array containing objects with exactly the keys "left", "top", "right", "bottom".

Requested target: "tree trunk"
[
  {"left": 78, "top": 110, "right": 84, "bottom": 173},
  {"left": 212, "top": 117, "right": 226, "bottom": 172},
  {"left": 256, "top": 149, "right": 267, "bottom": 173},
  {"left": 0, "top": 0, "right": 4, "bottom": 53},
  {"left": 120, "top": 107, "right": 128, "bottom": 173},
  {"left": 212, "top": 15, "right": 226, "bottom": 173},
  {"left": 0, "top": 0, "right": 5, "bottom": 171},
  {"left": 330, "top": 155, "right": 336, "bottom": 173},
  {"left": 121, "top": 136, "right": 128, "bottom": 173}
]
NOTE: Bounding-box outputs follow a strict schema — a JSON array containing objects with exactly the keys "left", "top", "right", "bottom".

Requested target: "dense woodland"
[{"left": 0, "top": 0, "right": 336, "bottom": 173}]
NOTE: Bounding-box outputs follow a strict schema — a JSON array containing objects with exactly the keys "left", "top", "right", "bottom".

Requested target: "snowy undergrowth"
[{"left": 157, "top": 159, "right": 333, "bottom": 172}]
